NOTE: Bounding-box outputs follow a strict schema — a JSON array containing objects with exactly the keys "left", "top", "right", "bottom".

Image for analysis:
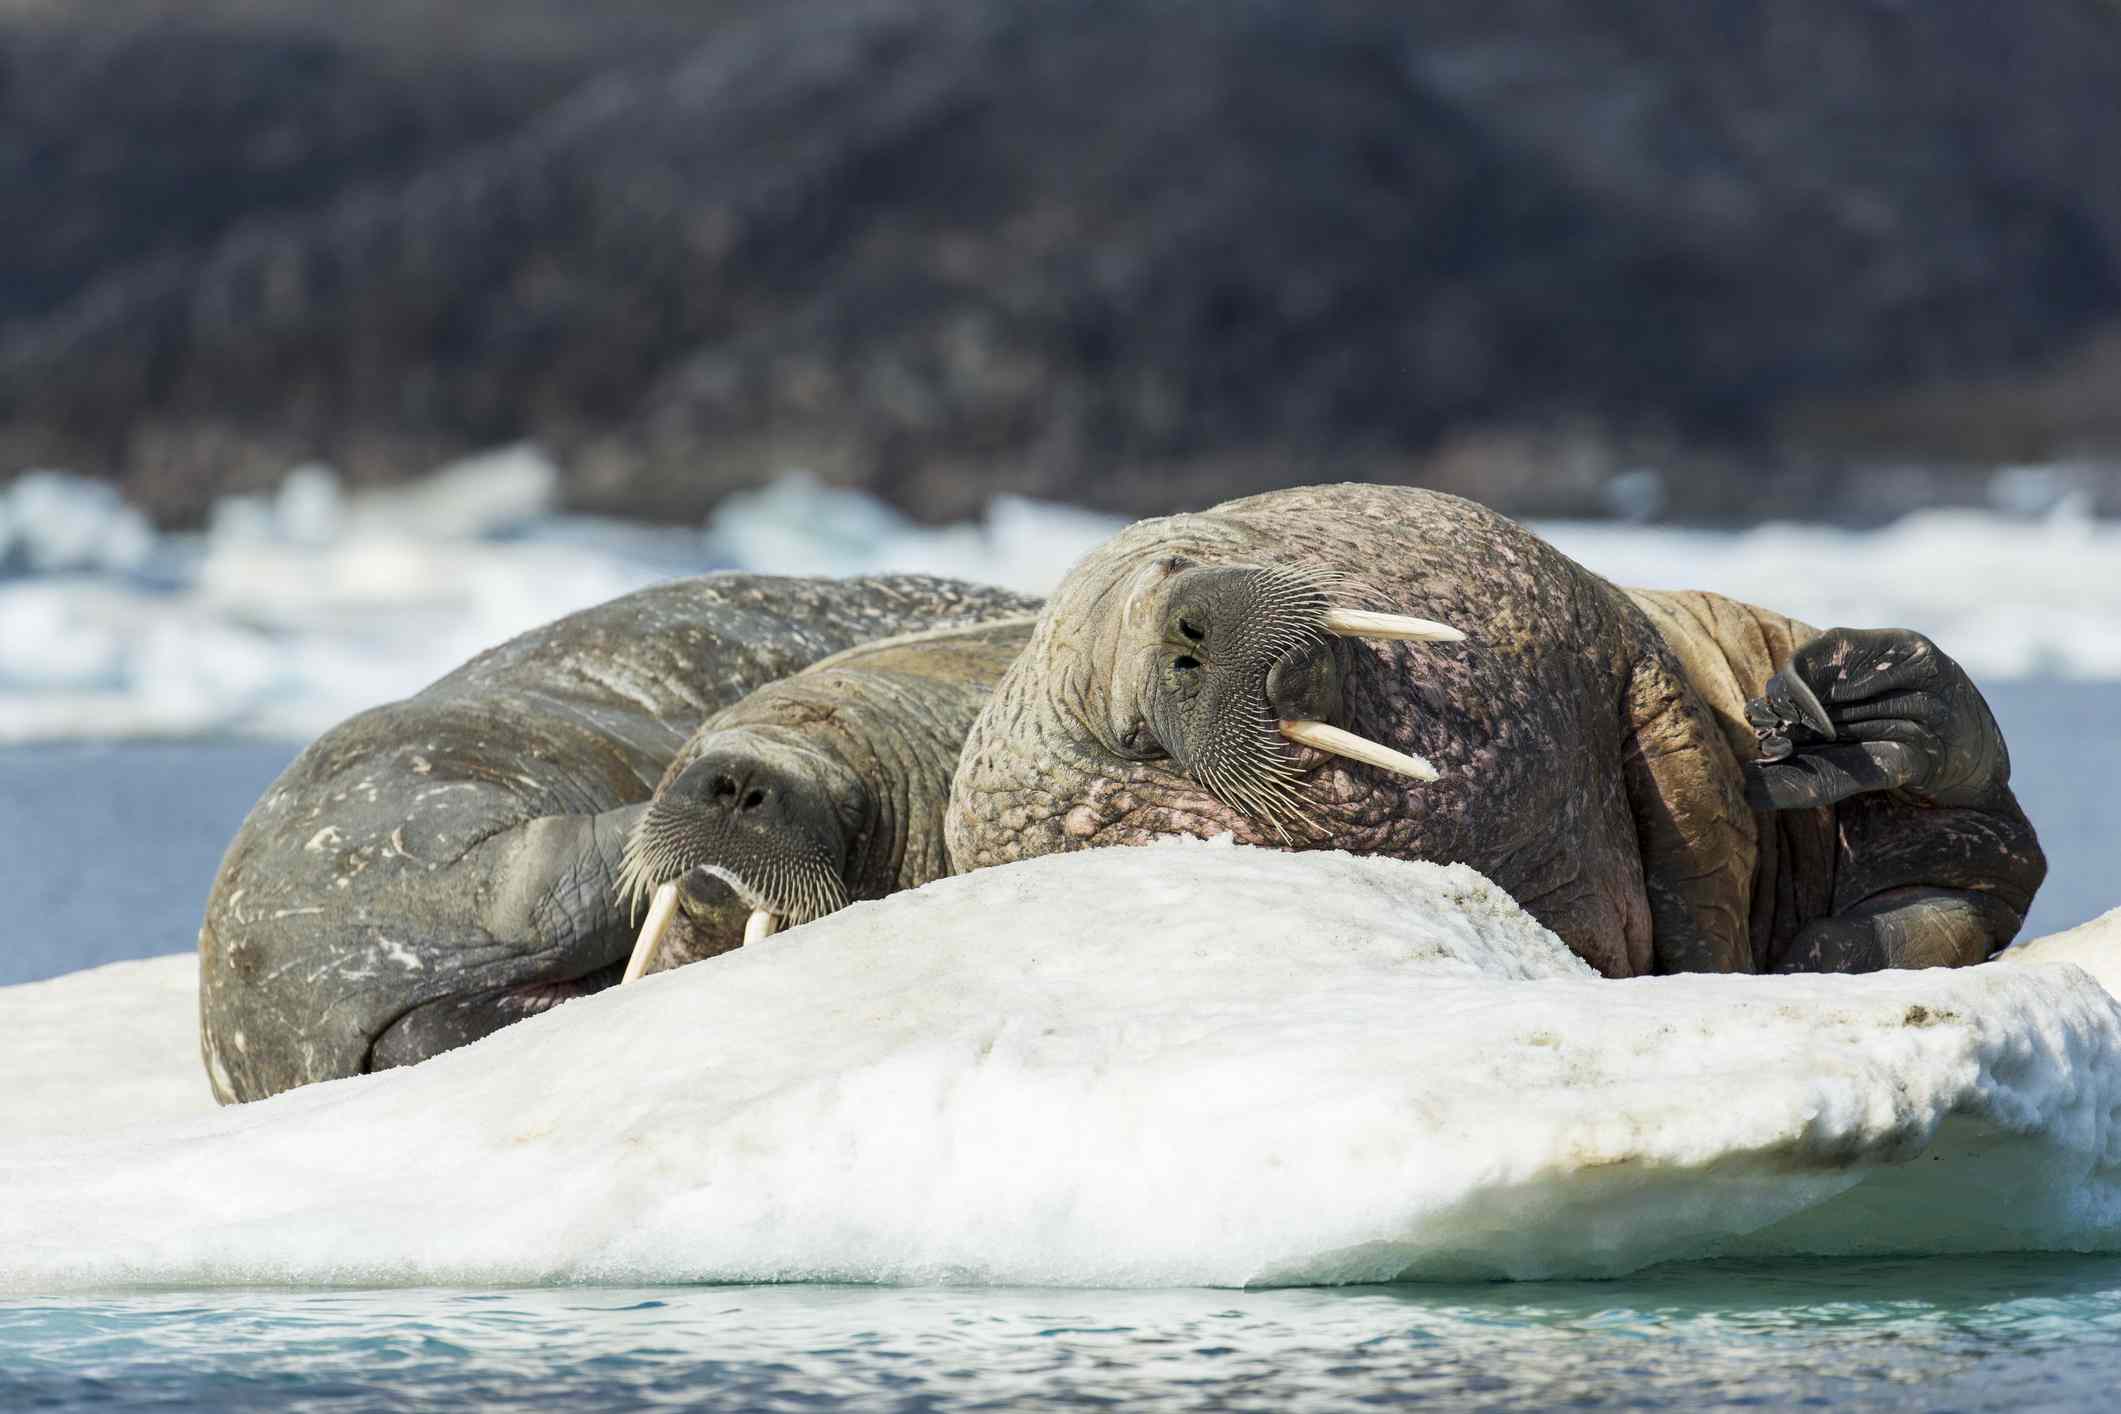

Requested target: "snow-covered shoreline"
[{"left": 5, "top": 453, "right": 2120, "bottom": 743}]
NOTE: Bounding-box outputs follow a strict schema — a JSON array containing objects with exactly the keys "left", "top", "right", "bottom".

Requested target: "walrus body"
[
  {"left": 618, "top": 617, "right": 1037, "bottom": 971},
  {"left": 947, "top": 484, "right": 2043, "bottom": 976},
  {"left": 200, "top": 573, "right": 1036, "bottom": 1103}
]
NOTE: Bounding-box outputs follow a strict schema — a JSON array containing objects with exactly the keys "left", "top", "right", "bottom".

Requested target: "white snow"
[
  {"left": 0, "top": 954, "right": 217, "bottom": 1139},
  {"left": 4, "top": 841, "right": 2118, "bottom": 1292},
  {"left": 1, "top": 455, "right": 2119, "bottom": 741}
]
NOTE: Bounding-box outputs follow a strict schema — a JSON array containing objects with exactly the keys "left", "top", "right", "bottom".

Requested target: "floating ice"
[
  {"left": 3, "top": 841, "right": 2117, "bottom": 1291},
  {"left": 1537, "top": 506, "right": 2121, "bottom": 679},
  {"left": 704, "top": 471, "right": 1125, "bottom": 597},
  {"left": 1, "top": 457, "right": 2120, "bottom": 742},
  {"left": 0, "top": 471, "right": 156, "bottom": 578}
]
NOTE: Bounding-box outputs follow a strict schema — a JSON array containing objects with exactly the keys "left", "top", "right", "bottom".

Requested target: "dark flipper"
[
  {"left": 1742, "top": 628, "right": 2044, "bottom": 971},
  {"left": 1742, "top": 627, "right": 2009, "bottom": 810},
  {"left": 1771, "top": 885, "right": 2026, "bottom": 973}
]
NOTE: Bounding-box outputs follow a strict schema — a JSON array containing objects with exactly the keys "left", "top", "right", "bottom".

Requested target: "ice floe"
[
  {"left": 0, "top": 953, "right": 216, "bottom": 1140},
  {"left": 3, "top": 840, "right": 2117, "bottom": 1291}
]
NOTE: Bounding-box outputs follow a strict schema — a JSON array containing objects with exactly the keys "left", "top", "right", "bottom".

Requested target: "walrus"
[
  {"left": 614, "top": 616, "right": 1036, "bottom": 978},
  {"left": 200, "top": 573, "right": 1037, "bottom": 1103},
  {"left": 947, "top": 484, "right": 2044, "bottom": 976}
]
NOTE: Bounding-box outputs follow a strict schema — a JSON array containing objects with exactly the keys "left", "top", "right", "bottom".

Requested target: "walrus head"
[
  {"left": 615, "top": 724, "right": 865, "bottom": 974},
  {"left": 1102, "top": 555, "right": 1460, "bottom": 835},
  {"left": 611, "top": 621, "right": 1033, "bottom": 981},
  {"left": 948, "top": 504, "right": 1466, "bottom": 866}
]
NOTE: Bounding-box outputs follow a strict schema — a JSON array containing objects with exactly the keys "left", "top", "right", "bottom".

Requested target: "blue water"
[{"left": 4, "top": 1258, "right": 2120, "bottom": 1410}]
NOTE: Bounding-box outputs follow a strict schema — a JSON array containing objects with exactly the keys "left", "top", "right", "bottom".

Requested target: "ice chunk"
[
  {"left": 0, "top": 472, "right": 155, "bottom": 578},
  {"left": 346, "top": 444, "right": 559, "bottom": 540},
  {"left": 2000, "top": 906, "right": 2121, "bottom": 996},
  {"left": 1535, "top": 507, "right": 2121, "bottom": 681},
  {"left": 1, "top": 842, "right": 2116, "bottom": 1292},
  {"left": 705, "top": 471, "right": 1123, "bottom": 596}
]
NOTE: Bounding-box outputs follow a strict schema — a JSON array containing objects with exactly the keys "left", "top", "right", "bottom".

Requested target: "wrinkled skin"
[
  {"left": 619, "top": 618, "right": 1035, "bottom": 968},
  {"left": 948, "top": 484, "right": 2043, "bottom": 977},
  {"left": 199, "top": 574, "right": 1036, "bottom": 1103}
]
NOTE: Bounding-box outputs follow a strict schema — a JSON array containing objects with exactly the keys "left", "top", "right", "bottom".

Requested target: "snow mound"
[{"left": 3, "top": 842, "right": 2118, "bottom": 1291}]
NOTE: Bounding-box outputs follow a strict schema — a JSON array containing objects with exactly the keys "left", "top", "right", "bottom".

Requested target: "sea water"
[{"left": 6, "top": 1258, "right": 2121, "bottom": 1411}]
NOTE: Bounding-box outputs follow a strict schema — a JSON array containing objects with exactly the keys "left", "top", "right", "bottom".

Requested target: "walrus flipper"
[
  {"left": 367, "top": 803, "right": 649, "bottom": 1069},
  {"left": 1742, "top": 628, "right": 2009, "bottom": 811},
  {"left": 1741, "top": 627, "right": 2047, "bottom": 971}
]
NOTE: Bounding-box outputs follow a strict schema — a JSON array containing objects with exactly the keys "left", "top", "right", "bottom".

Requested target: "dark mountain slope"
[{"left": 5, "top": 0, "right": 2118, "bottom": 523}]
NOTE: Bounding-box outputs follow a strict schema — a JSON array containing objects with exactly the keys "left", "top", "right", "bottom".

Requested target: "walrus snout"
[
  {"left": 668, "top": 753, "right": 808, "bottom": 834},
  {"left": 1107, "top": 559, "right": 1461, "bottom": 835},
  {"left": 616, "top": 727, "right": 864, "bottom": 980}
]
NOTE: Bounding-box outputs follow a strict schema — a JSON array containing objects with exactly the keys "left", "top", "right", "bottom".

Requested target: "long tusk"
[
  {"left": 743, "top": 909, "right": 782, "bottom": 945},
  {"left": 1321, "top": 608, "right": 1464, "bottom": 643},
  {"left": 1279, "top": 719, "right": 1441, "bottom": 783},
  {"left": 622, "top": 881, "right": 681, "bottom": 984}
]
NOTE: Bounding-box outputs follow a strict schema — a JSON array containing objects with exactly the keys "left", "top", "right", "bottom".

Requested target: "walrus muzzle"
[
  {"left": 1116, "top": 561, "right": 1461, "bottom": 838},
  {"left": 616, "top": 727, "right": 861, "bottom": 981}
]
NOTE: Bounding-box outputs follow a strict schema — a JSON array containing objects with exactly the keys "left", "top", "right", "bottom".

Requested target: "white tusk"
[
  {"left": 1320, "top": 608, "right": 1464, "bottom": 643},
  {"left": 622, "top": 881, "right": 681, "bottom": 984},
  {"left": 1279, "top": 719, "right": 1441, "bottom": 783},
  {"left": 743, "top": 909, "right": 782, "bottom": 945}
]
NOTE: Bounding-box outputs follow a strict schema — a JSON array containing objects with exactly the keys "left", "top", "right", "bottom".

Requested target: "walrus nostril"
[
  {"left": 1172, "top": 655, "right": 1201, "bottom": 672},
  {"left": 741, "top": 788, "right": 766, "bottom": 812},
  {"left": 1179, "top": 619, "right": 1205, "bottom": 643},
  {"left": 712, "top": 775, "right": 738, "bottom": 804}
]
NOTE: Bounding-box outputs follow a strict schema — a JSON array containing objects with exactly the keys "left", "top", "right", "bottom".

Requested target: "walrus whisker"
[
  {"left": 621, "top": 880, "right": 682, "bottom": 984},
  {"left": 1210, "top": 764, "right": 1294, "bottom": 844},
  {"left": 1278, "top": 719, "right": 1441, "bottom": 783},
  {"left": 1319, "top": 608, "right": 1465, "bottom": 643}
]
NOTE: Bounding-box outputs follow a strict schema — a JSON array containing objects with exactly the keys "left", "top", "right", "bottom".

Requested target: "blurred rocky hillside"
[{"left": 5, "top": 0, "right": 2121, "bottom": 526}]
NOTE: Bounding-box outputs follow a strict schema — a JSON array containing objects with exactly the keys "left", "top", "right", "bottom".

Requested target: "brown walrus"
[
  {"left": 946, "top": 484, "right": 2044, "bottom": 975},
  {"left": 616, "top": 617, "right": 1036, "bottom": 976}
]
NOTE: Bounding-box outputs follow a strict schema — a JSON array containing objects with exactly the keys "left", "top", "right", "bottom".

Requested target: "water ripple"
[{"left": 4, "top": 1255, "right": 2121, "bottom": 1410}]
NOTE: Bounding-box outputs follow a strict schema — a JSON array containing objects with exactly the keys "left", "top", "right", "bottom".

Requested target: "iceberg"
[{"left": 3, "top": 839, "right": 2117, "bottom": 1291}]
